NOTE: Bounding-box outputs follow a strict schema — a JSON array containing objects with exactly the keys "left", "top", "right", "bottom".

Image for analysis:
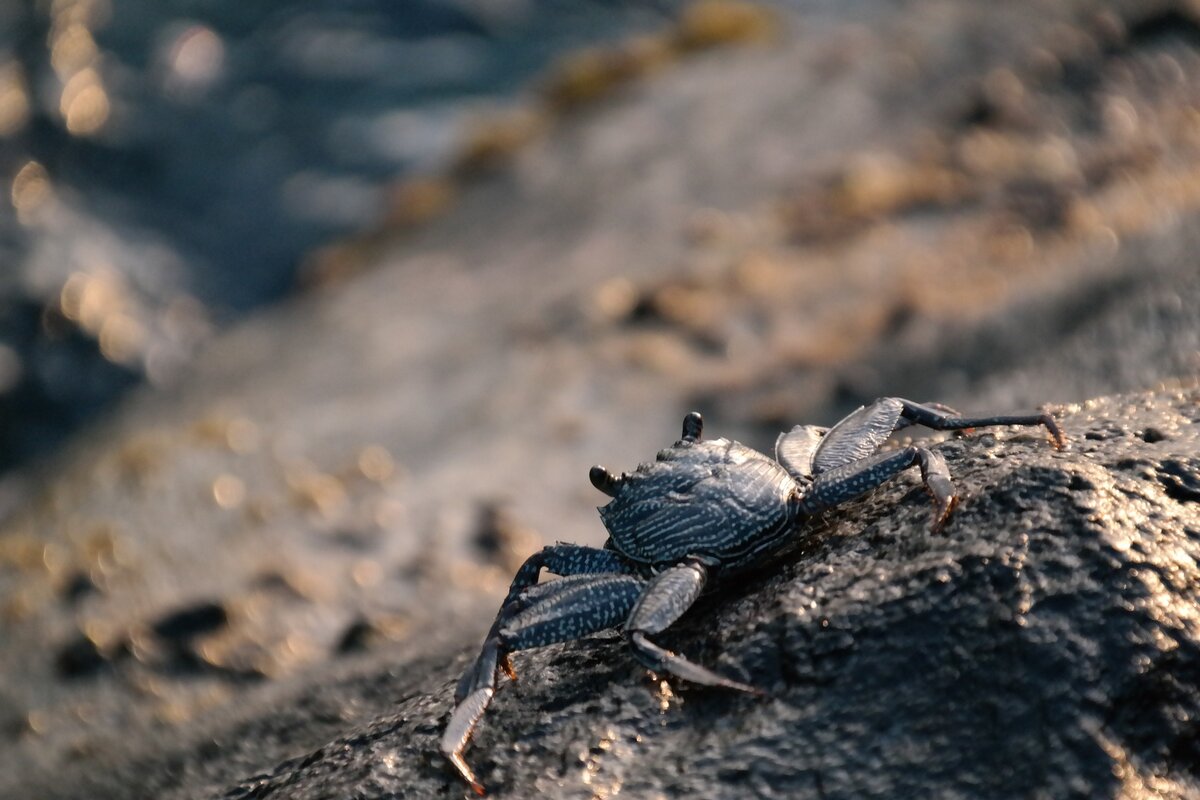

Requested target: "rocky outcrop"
[{"left": 21, "top": 388, "right": 1200, "bottom": 799}]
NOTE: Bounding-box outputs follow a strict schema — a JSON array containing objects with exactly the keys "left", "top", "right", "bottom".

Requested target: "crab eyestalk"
[
  {"left": 682, "top": 411, "right": 703, "bottom": 441},
  {"left": 589, "top": 465, "right": 619, "bottom": 496}
]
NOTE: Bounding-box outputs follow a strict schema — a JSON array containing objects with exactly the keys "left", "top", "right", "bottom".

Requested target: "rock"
[
  {"left": 150, "top": 602, "right": 229, "bottom": 644},
  {"left": 53, "top": 633, "right": 109, "bottom": 680},
  {"left": 21, "top": 388, "right": 1200, "bottom": 798},
  {"left": 0, "top": 692, "right": 25, "bottom": 742},
  {"left": 57, "top": 571, "right": 99, "bottom": 605},
  {"left": 334, "top": 619, "right": 380, "bottom": 655},
  {"left": 334, "top": 615, "right": 411, "bottom": 655}
]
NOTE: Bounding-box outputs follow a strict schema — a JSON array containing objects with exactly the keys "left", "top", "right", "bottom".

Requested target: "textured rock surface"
[
  {"left": 225, "top": 390, "right": 1200, "bottom": 799},
  {"left": 25, "top": 388, "right": 1200, "bottom": 799}
]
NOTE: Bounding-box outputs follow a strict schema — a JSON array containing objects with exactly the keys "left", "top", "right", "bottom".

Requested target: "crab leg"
[
  {"left": 442, "top": 573, "right": 644, "bottom": 795},
  {"left": 802, "top": 446, "right": 958, "bottom": 532},
  {"left": 891, "top": 399, "right": 1065, "bottom": 449},
  {"left": 625, "top": 558, "right": 762, "bottom": 694},
  {"left": 812, "top": 397, "right": 1062, "bottom": 477},
  {"left": 500, "top": 545, "right": 636, "bottom": 609},
  {"left": 891, "top": 401, "right": 960, "bottom": 433},
  {"left": 456, "top": 544, "right": 637, "bottom": 703}
]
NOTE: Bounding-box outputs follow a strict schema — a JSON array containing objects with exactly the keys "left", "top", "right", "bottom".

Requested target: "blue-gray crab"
[{"left": 443, "top": 397, "right": 1064, "bottom": 793}]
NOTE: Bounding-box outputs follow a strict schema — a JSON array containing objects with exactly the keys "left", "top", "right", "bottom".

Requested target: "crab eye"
[
  {"left": 589, "top": 465, "right": 619, "bottom": 496},
  {"left": 682, "top": 412, "right": 703, "bottom": 441}
]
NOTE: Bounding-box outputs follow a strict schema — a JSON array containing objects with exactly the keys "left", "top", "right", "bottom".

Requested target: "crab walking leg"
[
  {"left": 892, "top": 398, "right": 1065, "bottom": 449},
  {"left": 501, "top": 544, "right": 637, "bottom": 607},
  {"left": 813, "top": 397, "right": 1063, "bottom": 476},
  {"left": 891, "top": 401, "right": 959, "bottom": 433},
  {"left": 625, "top": 558, "right": 762, "bottom": 694},
  {"left": 457, "top": 544, "right": 636, "bottom": 703},
  {"left": 803, "top": 446, "right": 958, "bottom": 532},
  {"left": 442, "top": 574, "right": 645, "bottom": 795},
  {"left": 811, "top": 397, "right": 907, "bottom": 474},
  {"left": 457, "top": 573, "right": 618, "bottom": 703}
]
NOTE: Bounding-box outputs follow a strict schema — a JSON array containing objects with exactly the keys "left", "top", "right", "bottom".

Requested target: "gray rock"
[{"left": 30, "top": 388, "right": 1200, "bottom": 799}]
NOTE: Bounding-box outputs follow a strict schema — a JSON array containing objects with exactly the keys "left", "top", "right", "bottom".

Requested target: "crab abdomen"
[{"left": 599, "top": 439, "right": 798, "bottom": 567}]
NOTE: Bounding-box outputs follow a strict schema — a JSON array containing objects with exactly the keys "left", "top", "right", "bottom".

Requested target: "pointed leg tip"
[
  {"left": 716, "top": 675, "right": 765, "bottom": 695},
  {"left": 930, "top": 496, "right": 958, "bottom": 535},
  {"left": 442, "top": 687, "right": 496, "bottom": 794},
  {"left": 1040, "top": 414, "right": 1066, "bottom": 450},
  {"left": 449, "top": 751, "right": 487, "bottom": 797},
  {"left": 1048, "top": 427, "right": 1066, "bottom": 450},
  {"left": 663, "top": 671, "right": 766, "bottom": 697}
]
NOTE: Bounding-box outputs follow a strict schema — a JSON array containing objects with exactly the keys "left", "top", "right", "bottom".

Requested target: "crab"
[{"left": 442, "top": 397, "right": 1064, "bottom": 794}]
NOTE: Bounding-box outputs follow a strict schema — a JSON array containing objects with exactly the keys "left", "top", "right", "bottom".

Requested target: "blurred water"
[{"left": 0, "top": 0, "right": 682, "bottom": 472}]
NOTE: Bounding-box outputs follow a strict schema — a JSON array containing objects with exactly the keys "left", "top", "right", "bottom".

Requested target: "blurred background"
[
  {"left": 0, "top": 0, "right": 696, "bottom": 472},
  {"left": 1, "top": 0, "right": 1199, "bottom": 796}
]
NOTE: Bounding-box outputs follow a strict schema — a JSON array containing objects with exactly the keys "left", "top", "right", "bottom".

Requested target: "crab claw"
[{"left": 442, "top": 687, "right": 494, "bottom": 796}]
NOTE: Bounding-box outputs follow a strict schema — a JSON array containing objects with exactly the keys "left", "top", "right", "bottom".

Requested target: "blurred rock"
[
  {"left": 0, "top": 0, "right": 692, "bottom": 473},
  {"left": 57, "top": 570, "right": 99, "bottom": 605},
  {"left": 150, "top": 602, "right": 229, "bottom": 644},
  {"left": 53, "top": 632, "right": 109, "bottom": 679},
  {"left": 334, "top": 614, "right": 411, "bottom": 655}
]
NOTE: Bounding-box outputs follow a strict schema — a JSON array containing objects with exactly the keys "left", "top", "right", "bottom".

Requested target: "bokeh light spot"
[
  {"left": 11, "top": 161, "right": 53, "bottom": 221},
  {"left": 60, "top": 67, "right": 110, "bottom": 135},
  {"left": 0, "top": 62, "right": 31, "bottom": 137}
]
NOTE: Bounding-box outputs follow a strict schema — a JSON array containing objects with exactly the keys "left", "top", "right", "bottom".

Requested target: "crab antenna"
[
  {"left": 589, "top": 465, "right": 619, "bottom": 496},
  {"left": 682, "top": 412, "right": 703, "bottom": 441}
]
